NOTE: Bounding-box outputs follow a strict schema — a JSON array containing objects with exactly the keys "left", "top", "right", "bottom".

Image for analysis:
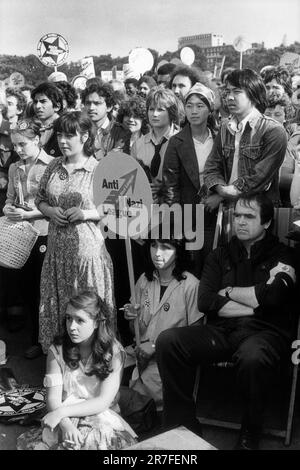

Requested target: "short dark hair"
[
  {"left": 5, "top": 87, "right": 27, "bottom": 112},
  {"left": 144, "top": 238, "right": 192, "bottom": 282},
  {"left": 170, "top": 65, "right": 201, "bottom": 88},
  {"left": 31, "top": 82, "right": 64, "bottom": 111},
  {"left": 81, "top": 82, "right": 114, "bottom": 108},
  {"left": 220, "top": 67, "right": 235, "bottom": 84},
  {"left": 54, "top": 111, "right": 96, "bottom": 156},
  {"left": 55, "top": 81, "right": 77, "bottom": 109},
  {"left": 225, "top": 69, "right": 267, "bottom": 113},
  {"left": 138, "top": 75, "right": 157, "bottom": 88},
  {"left": 157, "top": 63, "right": 176, "bottom": 76},
  {"left": 86, "top": 77, "right": 104, "bottom": 88},
  {"left": 124, "top": 78, "right": 139, "bottom": 87},
  {"left": 235, "top": 193, "right": 274, "bottom": 225}
]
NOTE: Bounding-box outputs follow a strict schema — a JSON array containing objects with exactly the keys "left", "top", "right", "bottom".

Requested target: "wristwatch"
[{"left": 225, "top": 286, "right": 233, "bottom": 299}]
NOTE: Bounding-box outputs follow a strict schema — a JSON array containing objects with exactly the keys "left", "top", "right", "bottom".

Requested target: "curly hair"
[
  {"left": 31, "top": 82, "right": 64, "bottom": 111},
  {"left": 263, "top": 67, "right": 293, "bottom": 98},
  {"left": 81, "top": 82, "right": 114, "bottom": 108},
  {"left": 143, "top": 238, "right": 193, "bottom": 282},
  {"left": 53, "top": 111, "right": 96, "bottom": 156},
  {"left": 117, "top": 95, "right": 148, "bottom": 133},
  {"left": 170, "top": 65, "right": 201, "bottom": 89},
  {"left": 11, "top": 118, "right": 43, "bottom": 138},
  {"left": 54, "top": 291, "right": 119, "bottom": 381},
  {"left": 55, "top": 81, "right": 77, "bottom": 109},
  {"left": 265, "top": 94, "right": 296, "bottom": 122},
  {"left": 5, "top": 87, "right": 27, "bottom": 113}
]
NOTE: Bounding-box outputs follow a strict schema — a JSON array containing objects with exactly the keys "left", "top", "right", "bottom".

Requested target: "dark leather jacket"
[{"left": 198, "top": 233, "right": 296, "bottom": 337}]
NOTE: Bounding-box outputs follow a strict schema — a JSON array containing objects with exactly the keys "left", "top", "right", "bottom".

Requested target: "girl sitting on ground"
[{"left": 17, "top": 291, "right": 137, "bottom": 450}]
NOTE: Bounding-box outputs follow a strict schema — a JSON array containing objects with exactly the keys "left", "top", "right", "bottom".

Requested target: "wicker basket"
[{"left": 0, "top": 217, "right": 40, "bottom": 269}]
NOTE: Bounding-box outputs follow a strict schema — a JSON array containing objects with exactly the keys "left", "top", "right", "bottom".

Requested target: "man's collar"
[
  {"left": 227, "top": 108, "right": 261, "bottom": 135},
  {"left": 39, "top": 114, "right": 59, "bottom": 131}
]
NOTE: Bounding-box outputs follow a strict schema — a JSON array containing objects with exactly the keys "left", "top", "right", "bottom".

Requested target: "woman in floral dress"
[{"left": 35, "top": 111, "right": 115, "bottom": 353}]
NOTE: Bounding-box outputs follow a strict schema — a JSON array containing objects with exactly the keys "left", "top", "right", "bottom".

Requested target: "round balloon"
[
  {"left": 9, "top": 72, "right": 25, "bottom": 88},
  {"left": 180, "top": 47, "right": 195, "bottom": 66},
  {"left": 128, "top": 48, "right": 154, "bottom": 76}
]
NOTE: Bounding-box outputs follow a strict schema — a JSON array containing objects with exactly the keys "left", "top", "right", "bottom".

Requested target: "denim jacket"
[{"left": 204, "top": 111, "right": 288, "bottom": 204}]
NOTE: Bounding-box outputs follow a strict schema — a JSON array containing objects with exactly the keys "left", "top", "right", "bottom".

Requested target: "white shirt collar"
[{"left": 228, "top": 108, "right": 261, "bottom": 135}]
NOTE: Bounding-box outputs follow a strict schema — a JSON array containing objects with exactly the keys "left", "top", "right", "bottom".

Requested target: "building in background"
[{"left": 178, "top": 33, "right": 224, "bottom": 49}]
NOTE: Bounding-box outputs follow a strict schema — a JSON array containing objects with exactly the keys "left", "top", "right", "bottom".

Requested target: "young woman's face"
[
  {"left": 122, "top": 114, "right": 142, "bottom": 134},
  {"left": 150, "top": 241, "right": 176, "bottom": 271},
  {"left": 148, "top": 102, "right": 170, "bottom": 130},
  {"left": 11, "top": 133, "right": 39, "bottom": 160},
  {"left": 185, "top": 95, "right": 210, "bottom": 126},
  {"left": 139, "top": 82, "right": 151, "bottom": 98},
  {"left": 66, "top": 304, "right": 97, "bottom": 345},
  {"left": 57, "top": 130, "right": 86, "bottom": 159}
]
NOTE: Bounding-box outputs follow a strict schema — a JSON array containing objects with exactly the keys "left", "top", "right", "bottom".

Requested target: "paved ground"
[{"left": 1, "top": 320, "right": 300, "bottom": 451}]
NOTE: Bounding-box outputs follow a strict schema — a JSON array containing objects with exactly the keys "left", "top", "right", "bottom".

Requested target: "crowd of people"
[{"left": 0, "top": 60, "right": 300, "bottom": 450}]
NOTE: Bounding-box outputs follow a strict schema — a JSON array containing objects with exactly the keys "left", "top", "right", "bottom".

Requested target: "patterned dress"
[
  {"left": 17, "top": 344, "right": 137, "bottom": 450},
  {"left": 35, "top": 156, "right": 115, "bottom": 353}
]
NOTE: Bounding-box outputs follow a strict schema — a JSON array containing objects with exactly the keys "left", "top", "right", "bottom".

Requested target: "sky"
[{"left": 0, "top": 0, "right": 299, "bottom": 63}]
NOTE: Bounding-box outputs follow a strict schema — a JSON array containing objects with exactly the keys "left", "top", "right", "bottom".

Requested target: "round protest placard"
[
  {"left": 93, "top": 151, "right": 153, "bottom": 239},
  {"left": 37, "top": 33, "right": 69, "bottom": 68},
  {"left": 9, "top": 72, "right": 25, "bottom": 88},
  {"left": 71, "top": 75, "right": 88, "bottom": 90},
  {"left": 233, "top": 35, "right": 248, "bottom": 52}
]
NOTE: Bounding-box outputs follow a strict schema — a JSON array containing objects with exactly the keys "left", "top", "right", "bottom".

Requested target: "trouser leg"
[
  {"left": 233, "top": 330, "right": 289, "bottom": 431},
  {"left": 156, "top": 324, "right": 232, "bottom": 428}
]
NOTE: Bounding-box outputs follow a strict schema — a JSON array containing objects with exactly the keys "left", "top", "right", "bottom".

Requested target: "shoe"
[
  {"left": 234, "top": 428, "right": 260, "bottom": 450},
  {"left": 24, "top": 345, "right": 43, "bottom": 360}
]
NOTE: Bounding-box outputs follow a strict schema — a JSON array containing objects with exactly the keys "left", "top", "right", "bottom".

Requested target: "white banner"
[{"left": 80, "top": 57, "right": 95, "bottom": 78}]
